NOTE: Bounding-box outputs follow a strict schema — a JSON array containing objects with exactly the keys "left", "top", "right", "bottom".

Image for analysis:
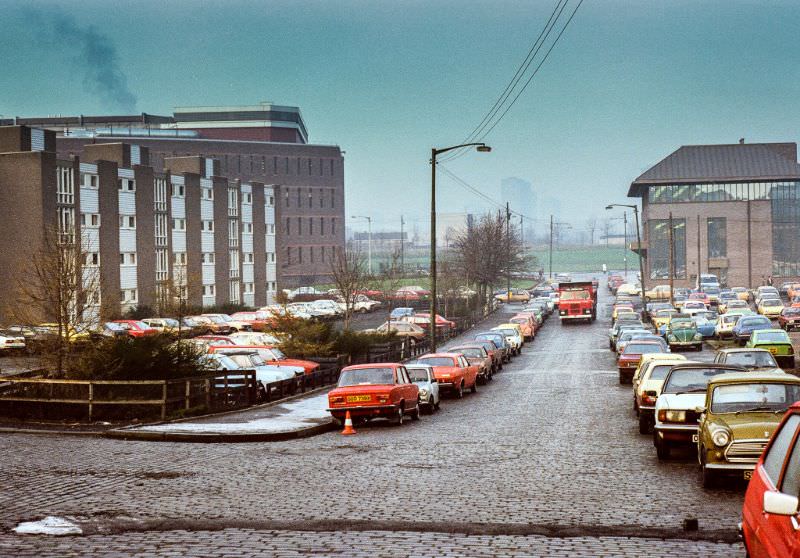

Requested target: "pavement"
[{"left": 0, "top": 276, "right": 747, "bottom": 557}]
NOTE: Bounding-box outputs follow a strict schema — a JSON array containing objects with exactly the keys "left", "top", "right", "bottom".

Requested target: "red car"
[
  {"left": 209, "top": 344, "right": 319, "bottom": 374},
  {"left": 742, "top": 401, "right": 800, "bottom": 557},
  {"left": 415, "top": 353, "right": 479, "bottom": 398},
  {"left": 449, "top": 344, "right": 494, "bottom": 384},
  {"left": 230, "top": 311, "right": 272, "bottom": 331},
  {"left": 403, "top": 313, "right": 456, "bottom": 332},
  {"left": 109, "top": 320, "right": 158, "bottom": 338},
  {"left": 688, "top": 292, "right": 711, "bottom": 306},
  {"left": 617, "top": 341, "right": 665, "bottom": 384},
  {"left": 327, "top": 363, "right": 420, "bottom": 425},
  {"left": 778, "top": 307, "right": 800, "bottom": 332}
]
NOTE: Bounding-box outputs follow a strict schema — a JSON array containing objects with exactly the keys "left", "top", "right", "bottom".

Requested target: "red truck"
[{"left": 558, "top": 281, "right": 597, "bottom": 323}]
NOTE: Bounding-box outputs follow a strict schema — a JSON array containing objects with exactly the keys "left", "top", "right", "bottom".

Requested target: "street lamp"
[
  {"left": 351, "top": 215, "right": 372, "bottom": 274},
  {"left": 430, "top": 142, "right": 491, "bottom": 351},
  {"left": 606, "top": 203, "right": 646, "bottom": 305}
]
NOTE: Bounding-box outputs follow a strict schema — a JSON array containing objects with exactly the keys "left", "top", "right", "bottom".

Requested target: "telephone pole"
[
  {"left": 668, "top": 212, "right": 675, "bottom": 308},
  {"left": 549, "top": 214, "right": 554, "bottom": 279},
  {"left": 506, "top": 202, "right": 512, "bottom": 295},
  {"left": 623, "top": 211, "right": 628, "bottom": 278},
  {"left": 400, "top": 214, "right": 405, "bottom": 277}
]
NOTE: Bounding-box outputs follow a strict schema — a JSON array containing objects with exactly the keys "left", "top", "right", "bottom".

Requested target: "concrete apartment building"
[
  {"left": 0, "top": 125, "right": 281, "bottom": 324},
  {"left": 628, "top": 141, "right": 800, "bottom": 288},
  {"left": 3, "top": 104, "right": 345, "bottom": 288}
]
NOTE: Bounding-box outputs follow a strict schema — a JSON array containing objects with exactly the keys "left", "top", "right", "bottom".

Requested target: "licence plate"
[
  {"left": 692, "top": 434, "right": 699, "bottom": 443},
  {"left": 346, "top": 395, "right": 371, "bottom": 403},
  {"left": 743, "top": 470, "right": 753, "bottom": 480}
]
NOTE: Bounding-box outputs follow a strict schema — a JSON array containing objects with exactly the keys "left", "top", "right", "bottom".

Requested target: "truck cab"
[{"left": 558, "top": 281, "right": 597, "bottom": 323}]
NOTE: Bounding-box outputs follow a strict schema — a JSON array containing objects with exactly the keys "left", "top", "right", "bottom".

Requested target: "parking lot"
[{"left": 0, "top": 283, "right": 749, "bottom": 557}]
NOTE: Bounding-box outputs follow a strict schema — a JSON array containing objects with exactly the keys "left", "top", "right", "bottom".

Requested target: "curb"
[
  {"left": 103, "top": 420, "right": 337, "bottom": 443},
  {"left": 0, "top": 426, "right": 106, "bottom": 437}
]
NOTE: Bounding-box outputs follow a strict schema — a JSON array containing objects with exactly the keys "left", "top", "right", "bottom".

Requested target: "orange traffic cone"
[{"left": 340, "top": 410, "right": 356, "bottom": 435}]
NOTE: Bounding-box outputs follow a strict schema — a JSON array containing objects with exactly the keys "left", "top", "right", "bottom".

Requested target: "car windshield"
[
  {"left": 227, "top": 354, "right": 260, "bottom": 368},
  {"left": 685, "top": 302, "right": 705, "bottom": 309},
  {"left": 476, "top": 334, "right": 503, "bottom": 345},
  {"left": 784, "top": 308, "right": 800, "bottom": 316},
  {"left": 755, "top": 331, "right": 791, "bottom": 343},
  {"left": 337, "top": 367, "right": 394, "bottom": 386},
  {"left": 763, "top": 300, "right": 783, "bottom": 307},
  {"left": 406, "top": 368, "right": 430, "bottom": 382},
  {"left": 649, "top": 364, "right": 676, "bottom": 380},
  {"left": 623, "top": 344, "right": 662, "bottom": 355},
  {"left": 704, "top": 288, "right": 721, "bottom": 295},
  {"left": 662, "top": 367, "right": 735, "bottom": 394},
  {"left": 724, "top": 351, "right": 778, "bottom": 369},
  {"left": 711, "top": 383, "right": 800, "bottom": 414},
  {"left": 418, "top": 357, "right": 457, "bottom": 367},
  {"left": 213, "top": 355, "right": 240, "bottom": 370},
  {"left": 656, "top": 310, "right": 676, "bottom": 317},
  {"left": 671, "top": 320, "right": 694, "bottom": 329},
  {"left": 560, "top": 291, "right": 590, "bottom": 301},
  {"left": 495, "top": 329, "right": 517, "bottom": 336},
  {"left": 740, "top": 318, "right": 770, "bottom": 327},
  {"left": 454, "top": 348, "right": 483, "bottom": 358}
]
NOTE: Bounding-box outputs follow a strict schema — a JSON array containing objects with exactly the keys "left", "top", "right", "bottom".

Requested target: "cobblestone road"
[{"left": 0, "top": 284, "right": 745, "bottom": 556}]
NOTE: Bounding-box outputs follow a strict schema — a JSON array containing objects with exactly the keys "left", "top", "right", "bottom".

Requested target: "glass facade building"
[{"left": 648, "top": 218, "right": 686, "bottom": 279}]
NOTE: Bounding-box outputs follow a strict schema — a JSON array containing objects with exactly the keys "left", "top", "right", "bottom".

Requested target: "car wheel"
[
  {"left": 655, "top": 438, "right": 671, "bottom": 461},
  {"left": 359, "top": 308, "right": 367, "bottom": 314},
  {"left": 638, "top": 413, "right": 651, "bottom": 435},
  {"left": 391, "top": 405, "right": 405, "bottom": 426},
  {"left": 410, "top": 401, "right": 420, "bottom": 421},
  {"left": 434, "top": 397, "right": 441, "bottom": 411},
  {"left": 455, "top": 382, "right": 464, "bottom": 399},
  {"left": 701, "top": 461, "right": 718, "bottom": 489},
  {"left": 470, "top": 381, "right": 477, "bottom": 394},
  {"left": 618, "top": 371, "right": 626, "bottom": 385}
]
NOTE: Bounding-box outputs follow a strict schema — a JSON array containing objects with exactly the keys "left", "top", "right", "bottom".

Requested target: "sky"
[{"left": 2, "top": 0, "right": 800, "bottom": 236}]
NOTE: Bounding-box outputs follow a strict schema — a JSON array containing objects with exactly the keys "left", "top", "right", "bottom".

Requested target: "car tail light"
[
  {"left": 377, "top": 395, "right": 389, "bottom": 403},
  {"left": 329, "top": 396, "right": 344, "bottom": 403},
  {"left": 642, "top": 394, "right": 657, "bottom": 405}
]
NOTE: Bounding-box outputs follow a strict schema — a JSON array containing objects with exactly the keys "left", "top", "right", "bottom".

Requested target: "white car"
[
  {"left": 491, "top": 326, "right": 523, "bottom": 355},
  {"left": 653, "top": 364, "right": 744, "bottom": 460},
  {"left": 715, "top": 313, "right": 742, "bottom": 339},
  {"left": 287, "top": 302, "right": 327, "bottom": 319},
  {"left": 229, "top": 331, "right": 281, "bottom": 346},
  {"left": 204, "top": 351, "right": 299, "bottom": 400},
  {"left": 405, "top": 364, "right": 440, "bottom": 413},
  {"left": 201, "top": 313, "right": 253, "bottom": 332},
  {"left": 308, "top": 299, "right": 341, "bottom": 317},
  {"left": 287, "top": 286, "right": 323, "bottom": 300},
  {"left": 0, "top": 331, "right": 26, "bottom": 351},
  {"left": 682, "top": 301, "right": 708, "bottom": 316},
  {"left": 211, "top": 347, "right": 304, "bottom": 377}
]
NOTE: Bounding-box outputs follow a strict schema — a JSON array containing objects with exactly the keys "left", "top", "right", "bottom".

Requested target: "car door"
[
  {"left": 397, "top": 367, "right": 415, "bottom": 411},
  {"left": 428, "top": 368, "right": 440, "bottom": 402},
  {"left": 745, "top": 414, "right": 800, "bottom": 558},
  {"left": 459, "top": 356, "right": 477, "bottom": 387}
]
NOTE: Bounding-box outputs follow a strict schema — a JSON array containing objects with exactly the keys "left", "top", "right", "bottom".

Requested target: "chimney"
[{"left": 739, "top": 138, "right": 745, "bottom": 144}]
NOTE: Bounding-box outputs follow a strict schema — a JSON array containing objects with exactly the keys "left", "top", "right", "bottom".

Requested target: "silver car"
[{"left": 406, "top": 364, "right": 440, "bottom": 413}]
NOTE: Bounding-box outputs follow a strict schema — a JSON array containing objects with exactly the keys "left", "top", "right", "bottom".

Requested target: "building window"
[
  {"left": 120, "top": 252, "right": 137, "bottom": 265},
  {"left": 57, "top": 167, "right": 75, "bottom": 204},
  {"left": 331, "top": 217, "right": 336, "bottom": 235},
  {"left": 229, "top": 250, "right": 240, "bottom": 278},
  {"left": 308, "top": 190, "right": 312, "bottom": 208},
  {"left": 331, "top": 189, "right": 335, "bottom": 208},
  {"left": 81, "top": 173, "right": 98, "bottom": 189},
  {"left": 267, "top": 195, "right": 274, "bottom": 207},
  {"left": 155, "top": 249, "right": 169, "bottom": 282},
  {"left": 229, "top": 220, "right": 239, "bottom": 247},
  {"left": 286, "top": 246, "right": 291, "bottom": 265},
  {"left": 201, "top": 220, "right": 214, "bottom": 232},
  {"left": 648, "top": 219, "right": 686, "bottom": 279},
  {"left": 202, "top": 252, "right": 215, "bottom": 264},
  {"left": 121, "top": 289, "right": 138, "bottom": 303},
  {"left": 285, "top": 190, "right": 290, "bottom": 208},
  {"left": 119, "top": 215, "right": 136, "bottom": 229},
  {"left": 243, "top": 252, "right": 254, "bottom": 264},
  {"left": 298, "top": 246, "right": 303, "bottom": 264},
  {"left": 244, "top": 282, "right": 254, "bottom": 294},
  {"left": 267, "top": 223, "right": 275, "bottom": 234},
  {"left": 118, "top": 178, "right": 136, "bottom": 192},
  {"left": 155, "top": 214, "right": 168, "bottom": 246},
  {"left": 229, "top": 280, "right": 240, "bottom": 304},
  {"left": 772, "top": 182, "right": 800, "bottom": 276},
  {"left": 172, "top": 218, "right": 186, "bottom": 231},
  {"left": 285, "top": 217, "right": 291, "bottom": 235},
  {"left": 243, "top": 192, "right": 252, "bottom": 204},
  {"left": 171, "top": 183, "right": 185, "bottom": 198},
  {"left": 81, "top": 213, "right": 101, "bottom": 228},
  {"left": 330, "top": 160, "right": 334, "bottom": 175},
  {"left": 273, "top": 156, "right": 278, "bottom": 175},
  {"left": 297, "top": 217, "right": 302, "bottom": 236},
  {"left": 308, "top": 158, "right": 313, "bottom": 174},
  {"left": 309, "top": 246, "right": 314, "bottom": 263},
  {"left": 320, "top": 217, "right": 325, "bottom": 235},
  {"left": 285, "top": 157, "right": 289, "bottom": 174},
  {"left": 228, "top": 188, "right": 239, "bottom": 217},
  {"left": 321, "top": 246, "right": 326, "bottom": 262},
  {"left": 203, "top": 284, "right": 216, "bottom": 297},
  {"left": 320, "top": 188, "right": 324, "bottom": 208},
  {"left": 296, "top": 189, "right": 301, "bottom": 206},
  {"left": 174, "top": 252, "right": 187, "bottom": 265},
  {"left": 319, "top": 158, "right": 324, "bottom": 176},
  {"left": 86, "top": 252, "right": 100, "bottom": 266},
  {"left": 243, "top": 222, "right": 253, "bottom": 234},
  {"left": 707, "top": 218, "right": 727, "bottom": 259},
  {"left": 154, "top": 178, "right": 168, "bottom": 211},
  {"left": 202, "top": 188, "right": 214, "bottom": 200},
  {"left": 309, "top": 218, "right": 314, "bottom": 235}
]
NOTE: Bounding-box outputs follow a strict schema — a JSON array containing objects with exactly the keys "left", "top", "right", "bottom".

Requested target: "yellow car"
[
  {"left": 617, "top": 283, "right": 641, "bottom": 296},
  {"left": 758, "top": 299, "right": 785, "bottom": 318},
  {"left": 38, "top": 323, "right": 95, "bottom": 343},
  {"left": 644, "top": 285, "right": 671, "bottom": 302},
  {"left": 492, "top": 323, "right": 525, "bottom": 353},
  {"left": 652, "top": 308, "right": 680, "bottom": 331},
  {"left": 731, "top": 287, "right": 750, "bottom": 301},
  {"left": 612, "top": 305, "right": 637, "bottom": 322},
  {"left": 494, "top": 289, "right": 531, "bottom": 304},
  {"left": 633, "top": 355, "right": 690, "bottom": 434}
]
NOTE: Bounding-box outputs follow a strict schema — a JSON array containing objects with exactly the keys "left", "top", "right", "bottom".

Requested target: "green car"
[
  {"left": 697, "top": 371, "right": 800, "bottom": 487},
  {"left": 745, "top": 328, "right": 796, "bottom": 369},
  {"left": 665, "top": 317, "right": 703, "bottom": 351}
]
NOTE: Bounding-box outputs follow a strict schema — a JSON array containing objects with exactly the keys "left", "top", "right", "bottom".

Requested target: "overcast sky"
[{"left": 2, "top": 0, "right": 799, "bottom": 234}]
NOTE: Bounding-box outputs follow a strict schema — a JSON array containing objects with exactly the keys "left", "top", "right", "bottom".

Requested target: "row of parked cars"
[
  {"left": 326, "top": 295, "right": 556, "bottom": 426},
  {"left": 607, "top": 285, "right": 800, "bottom": 557}
]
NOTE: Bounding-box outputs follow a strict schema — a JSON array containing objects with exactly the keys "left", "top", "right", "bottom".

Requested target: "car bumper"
[
  {"left": 655, "top": 424, "right": 698, "bottom": 443},
  {"left": 0, "top": 343, "right": 26, "bottom": 350},
  {"left": 560, "top": 314, "right": 592, "bottom": 319},
  {"left": 327, "top": 404, "right": 398, "bottom": 415},
  {"left": 704, "top": 462, "right": 755, "bottom": 471}
]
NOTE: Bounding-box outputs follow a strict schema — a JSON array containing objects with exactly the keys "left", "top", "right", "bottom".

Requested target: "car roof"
[
  {"left": 419, "top": 353, "right": 462, "bottom": 359},
  {"left": 718, "top": 347, "right": 773, "bottom": 354},
  {"left": 641, "top": 353, "right": 687, "bottom": 363},
  {"left": 405, "top": 363, "right": 434, "bottom": 370},
  {"left": 341, "top": 363, "right": 403, "bottom": 371},
  {"left": 709, "top": 370, "right": 798, "bottom": 385},
  {"left": 752, "top": 328, "right": 791, "bottom": 336}
]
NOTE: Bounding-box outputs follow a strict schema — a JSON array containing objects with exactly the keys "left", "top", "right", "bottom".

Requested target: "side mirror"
[
  {"left": 694, "top": 405, "right": 706, "bottom": 414},
  {"left": 764, "top": 491, "right": 799, "bottom": 516}
]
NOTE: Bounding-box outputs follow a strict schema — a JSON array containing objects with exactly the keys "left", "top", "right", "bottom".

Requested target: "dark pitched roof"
[{"left": 628, "top": 142, "right": 800, "bottom": 197}]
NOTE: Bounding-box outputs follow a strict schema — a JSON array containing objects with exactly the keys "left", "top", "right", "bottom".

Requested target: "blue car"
[
  {"left": 693, "top": 315, "right": 718, "bottom": 338},
  {"left": 390, "top": 307, "right": 414, "bottom": 319},
  {"left": 732, "top": 315, "right": 772, "bottom": 345}
]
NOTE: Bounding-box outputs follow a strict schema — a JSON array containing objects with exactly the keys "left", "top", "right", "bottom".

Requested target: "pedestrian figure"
[{"left": 768, "top": 275, "right": 774, "bottom": 286}]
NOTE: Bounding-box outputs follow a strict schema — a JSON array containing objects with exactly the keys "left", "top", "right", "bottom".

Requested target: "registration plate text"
[
  {"left": 743, "top": 470, "right": 753, "bottom": 480},
  {"left": 346, "top": 395, "right": 372, "bottom": 403}
]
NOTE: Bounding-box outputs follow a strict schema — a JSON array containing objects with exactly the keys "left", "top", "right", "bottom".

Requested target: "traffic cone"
[{"left": 340, "top": 410, "right": 356, "bottom": 435}]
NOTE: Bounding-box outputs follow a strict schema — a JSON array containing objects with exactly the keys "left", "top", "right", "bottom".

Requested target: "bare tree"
[
  {"left": 585, "top": 217, "right": 598, "bottom": 246},
  {"left": 379, "top": 248, "right": 405, "bottom": 327},
  {"left": 329, "top": 246, "right": 369, "bottom": 330},
  {"left": 11, "top": 226, "right": 100, "bottom": 375}
]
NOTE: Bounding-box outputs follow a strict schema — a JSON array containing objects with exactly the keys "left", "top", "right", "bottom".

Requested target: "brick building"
[
  {"left": 628, "top": 141, "right": 800, "bottom": 288},
  {"left": 3, "top": 105, "right": 346, "bottom": 288},
  {"left": 0, "top": 125, "right": 283, "bottom": 324}
]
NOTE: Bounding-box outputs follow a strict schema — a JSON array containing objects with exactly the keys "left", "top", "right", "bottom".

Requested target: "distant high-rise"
[{"left": 500, "top": 177, "right": 535, "bottom": 220}]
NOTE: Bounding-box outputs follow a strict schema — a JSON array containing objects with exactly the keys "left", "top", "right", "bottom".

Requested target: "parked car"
[
  {"left": 414, "top": 353, "right": 479, "bottom": 398},
  {"left": 618, "top": 341, "right": 666, "bottom": 384},
  {"left": 494, "top": 289, "right": 531, "bottom": 303},
  {"left": 745, "top": 329, "right": 796, "bottom": 369},
  {"left": 713, "top": 348, "right": 781, "bottom": 371},
  {"left": 697, "top": 370, "right": 800, "bottom": 487},
  {"left": 733, "top": 315, "right": 773, "bottom": 345},
  {"left": 0, "top": 330, "right": 26, "bottom": 352},
  {"left": 202, "top": 352, "right": 295, "bottom": 401},
  {"left": 682, "top": 300, "right": 708, "bottom": 316},
  {"left": 187, "top": 315, "right": 233, "bottom": 335},
  {"left": 109, "top": 320, "right": 159, "bottom": 338},
  {"left": 692, "top": 313, "right": 718, "bottom": 339},
  {"left": 664, "top": 316, "right": 703, "bottom": 351},
  {"left": 366, "top": 321, "right": 426, "bottom": 344},
  {"left": 653, "top": 364, "right": 745, "bottom": 460},
  {"left": 627, "top": 332, "right": 670, "bottom": 353},
  {"left": 731, "top": 287, "right": 751, "bottom": 301},
  {"left": 327, "top": 363, "right": 420, "bottom": 425},
  {"left": 141, "top": 318, "right": 181, "bottom": 332},
  {"left": 615, "top": 328, "right": 651, "bottom": 354},
  {"left": 470, "top": 339, "right": 503, "bottom": 372},
  {"left": 229, "top": 331, "right": 281, "bottom": 346},
  {"left": 449, "top": 344, "right": 493, "bottom": 384},
  {"left": 491, "top": 324, "right": 524, "bottom": 355},
  {"left": 652, "top": 308, "right": 680, "bottom": 331},
  {"left": 308, "top": 299, "right": 342, "bottom": 318},
  {"left": 405, "top": 364, "right": 440, "bottom": 413},
  {"left": 209, "top": 345, "right": 312, "bottom": 375},
  {"left": 741, "top": 400, "right": 800, "bottom": 557},
  {"left": 201, "top": 313, "right": 253, "bottom": 332},
  {"left": 508, "top": 314, "right": 535, "bottom": 340},
  {"left": 758, "top": 298, "right": 785, "bottom": 319},
  {"left": 722, "top": 299, "right": 750, "bottom": 314},
  {"left": 401, "top": 313, "right": 455, "bottom": 332},
  {"left": 644, "top": 284, "right": 672, "bottom": 302},
  {"left": 609, "top": 321, "right": 647, "bottom": 350},
  {"left": 779, "top": 307, "right": 800, "bottom": 331},
  {"left": 230, "top": 311, "right": 272, "bottom": 330},
  {"left": 390, "top": 307, "right": 415, "bottom": 320},
  {"left": 632, "top": 355, "right": 689, "bottom": 434},
  {"left": 715, "top": 313, "right": 742, "bottom": 339},
  {"left": 473, "top": 332, "right": 510, "bottom": 364},
  {"left": 287, "top": 286, "right": 323, "bottom": 300}
]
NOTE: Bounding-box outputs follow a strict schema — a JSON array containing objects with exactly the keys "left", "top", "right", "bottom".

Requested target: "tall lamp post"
[
  {"left": 606, "top": 203, "right": 646, "bottom": 305},
  {"left": 430, "top": 142, "right": 491, "bottom": 351},
  {"left": 351, "top": 215, "right": 372, "bottom": 275}
]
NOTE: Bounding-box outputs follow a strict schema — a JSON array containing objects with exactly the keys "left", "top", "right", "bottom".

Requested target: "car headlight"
[
  {"left": 711, "top": 428, "right": 731, "bottom": 447},
  {"left": 693, "top": 333, "right": 702, "bottom": 340},
  {"left": 419, "top": 388, "right": 428, "bottom": 397},
  {"left": 658, "top": 409, "right": 686, "bottom": 423}
]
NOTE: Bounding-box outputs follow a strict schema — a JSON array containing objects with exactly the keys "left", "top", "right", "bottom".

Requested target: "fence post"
[
  {"left": 185, "top": 380, "right": 191, "bottom": 410},
  {"left": 205, "top": 378, "right": 211, "bottom": 409},
  {"left": 224, "top": 374, "right": 229, "bottom": 405},
  {"left": 88, "top": 382, "right": 93, "bottom": 422},
  {"left": 161, "top": 382, "right": 168, "bottom": 421}
]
